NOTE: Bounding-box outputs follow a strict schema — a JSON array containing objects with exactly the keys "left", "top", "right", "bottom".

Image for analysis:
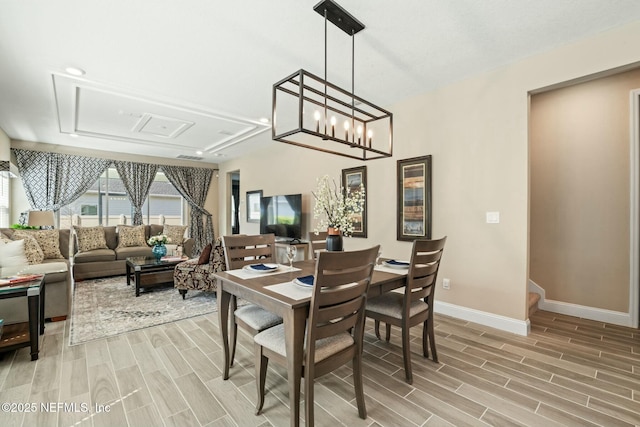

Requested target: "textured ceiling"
[{"left": 1, "top": 0, "right": 640, "bottom": 163}]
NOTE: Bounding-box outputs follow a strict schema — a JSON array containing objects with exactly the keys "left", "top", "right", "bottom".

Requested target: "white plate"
[
  {"left": 294, "top": 278, "right": 314, "bottom": 288},
  {"left": 383, "top": 260, "right": 410, "bottom": 269},
  {"left": 243, "top": 263, "right": 280, "bottom": 274}
]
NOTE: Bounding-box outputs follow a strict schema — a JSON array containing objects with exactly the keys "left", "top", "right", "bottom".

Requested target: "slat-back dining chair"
[
  {"left": 307, "top": 231, "right": 327, "bottom": 259},
  {"left": 366, "top": 237, "right": 447, "bottom": 384},
  {"left": 253, "top": 245, "right": 380, "bottom": 427},
  {"left": 222, "top": 234, "right": 283, "bottom": 367}
]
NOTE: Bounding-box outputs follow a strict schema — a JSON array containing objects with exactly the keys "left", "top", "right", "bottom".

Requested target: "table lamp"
[{"left": 28, "top": 210, "right": 55, "bottom": 229}]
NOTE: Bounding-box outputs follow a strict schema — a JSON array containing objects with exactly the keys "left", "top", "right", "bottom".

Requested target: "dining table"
[{"left": 214, "top": 258, "right": 409, "bottom": 427}]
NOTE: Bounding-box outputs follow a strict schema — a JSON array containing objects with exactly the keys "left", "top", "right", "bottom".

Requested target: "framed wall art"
[
  {"left": 342, "top": 166, "right": 367, "bottom": 238},
  {"left": 246, "top": 190, "right": 262, "bottom": 223},
  {"left": 397, "top": 155, "right": 432, "bottom": 241}
]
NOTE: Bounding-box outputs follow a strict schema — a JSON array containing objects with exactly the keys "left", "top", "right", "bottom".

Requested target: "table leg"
[
  {"left": 27, "top": 292, "right": 39, "bottom": 361},
  {"left": 284, "top": 307, "right": 307, "bottom": 427},
  {"left": 217, "top": 284, "right": 231, "bottom": 380},
  {"left": 135, "top": 270, "right": 141, "bottom": 297},
  {"left": 39, "top": 278, "right": 46, "bottom": 335},
  {"left": 126, "top": 263, "right": 131, "bottom": 286}
]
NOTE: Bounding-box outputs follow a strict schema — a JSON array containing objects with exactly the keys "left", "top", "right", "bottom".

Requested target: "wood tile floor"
[{"left": 0, "top": 310, "right": 638, "bottom": 426}]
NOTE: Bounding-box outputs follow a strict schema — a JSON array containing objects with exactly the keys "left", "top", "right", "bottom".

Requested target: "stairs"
[{"left": 528, "top": 292, "right": 541, "bottom": 317}]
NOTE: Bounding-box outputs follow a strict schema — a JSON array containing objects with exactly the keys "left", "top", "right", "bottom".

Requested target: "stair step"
[{"left": 528, "top": 292, "right": 541, "bottom": 316}]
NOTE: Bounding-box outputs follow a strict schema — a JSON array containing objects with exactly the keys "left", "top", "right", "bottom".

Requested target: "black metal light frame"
[{"left": 272, "top": 0, "right": 393, "bottom": 161}]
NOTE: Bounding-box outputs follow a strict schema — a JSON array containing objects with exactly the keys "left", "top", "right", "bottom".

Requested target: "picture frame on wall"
[
  {"left": 342, "top": 166, "right": 367, "bottom": 238},
  {"left": 397, "top": 155, "right": 432, "bottom": 241},
  {"left": 246, "top": 190, "right": 262, "bottom": 223}
]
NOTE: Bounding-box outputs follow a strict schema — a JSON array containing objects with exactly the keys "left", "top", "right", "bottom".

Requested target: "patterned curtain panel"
[
  {"left": 161, "top": 165, "right": 214, "bottom": 255},
  {"left": 114, "top": 160, "right": 159, "bottom": 225},
  {"left": 12, "top": 149, "right": 111, "bottom": 211}
]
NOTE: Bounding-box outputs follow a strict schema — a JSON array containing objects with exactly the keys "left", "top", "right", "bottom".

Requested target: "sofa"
[
  {"left": 174, "top": 237, "right": 226, "bottom": 298},
  {"left": 0, "top": 228, "right": 72, "bottom": 323},
  {"left": 72, "top": 224, "right": 194, "bottom": 281}
]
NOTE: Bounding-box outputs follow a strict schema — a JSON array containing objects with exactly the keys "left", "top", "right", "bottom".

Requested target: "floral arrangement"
[
  {"left": 312, "top": 175, "right": 365, "bottom": 237},
  {"left": 148, "top": 234, "right": 171, "bottom": 246}
]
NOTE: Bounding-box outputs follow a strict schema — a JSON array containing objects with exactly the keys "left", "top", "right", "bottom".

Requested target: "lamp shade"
[{"left": 28, "top": 210, "right": 55, "bottom": 227}]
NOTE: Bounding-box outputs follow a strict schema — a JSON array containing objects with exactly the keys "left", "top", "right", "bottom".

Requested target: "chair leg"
[
  {"left": 352, "top": 355, "right": 367, "bottom": 419},
  {"left": 374, "top": 320, "right": 381, "bottom": 340},
  {"left": 401, "top": 323, "right": 413, "bottom": 384},
  {"left": 385, "top": 323, "right": 391, "bottom": 342},
  {"left": 255, "top": 345, "right": 268, "bottom": 415},
  {"left": 428, "top": 318, "right": 438, "bottom": 363},
  {"left": 304, "top": 375, "right": 315, "bottom": 427},
  {"left": 230, "top": 296, "right": 238, "bottom": 367},
  {"left": 422, "top": 321, "right": 429, "bottom": 358}
]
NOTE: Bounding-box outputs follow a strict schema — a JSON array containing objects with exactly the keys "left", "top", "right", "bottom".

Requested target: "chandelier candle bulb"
[
  {"left": 330, "top": 116, "right": 336, "bottom": 137},
  {"left": 357, "top": 125, "right": 363, "bottom": 145},
  {"left": 314, "top": 110, "right": 321, "bottom": 133},
  {"left": 367, "top": 129, "right": 373, "bottom": 147},
  {"left": 343, "top": 120, "right": 349, "bottom": 140}
]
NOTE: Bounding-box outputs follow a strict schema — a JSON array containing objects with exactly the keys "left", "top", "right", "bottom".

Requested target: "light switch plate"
[{"left": 486, "top": 211, "right": 500, "bottom": 224}]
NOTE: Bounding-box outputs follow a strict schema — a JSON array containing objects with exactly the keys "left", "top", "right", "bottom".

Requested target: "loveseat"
[
  {"left": 0, "top": 228, "right": 72, "bottom": 323},
  {"left": 72, "top": 224, "right": 194, "bottom": 281}
]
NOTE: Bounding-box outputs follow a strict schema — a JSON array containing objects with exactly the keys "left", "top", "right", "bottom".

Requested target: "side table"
[{"left": 0, "top": 276, "right": 45, "bottom": 361}]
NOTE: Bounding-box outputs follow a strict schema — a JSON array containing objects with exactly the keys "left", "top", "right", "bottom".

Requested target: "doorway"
[
  {"left": 529, "top": 69, "right": 640, "bottom": 328},
  {"left": 231, "top": 171, "right": 240, "bottom": 234}
]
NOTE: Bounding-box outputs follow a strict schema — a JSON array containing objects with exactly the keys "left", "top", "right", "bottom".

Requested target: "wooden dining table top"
[{"left": 213, "top": 259, "right": 408, "bottom": 303}]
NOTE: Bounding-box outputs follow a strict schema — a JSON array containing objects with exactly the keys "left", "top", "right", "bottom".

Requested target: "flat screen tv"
[{"left": 260, "top": 193, "right": 302, "bottom": 242}]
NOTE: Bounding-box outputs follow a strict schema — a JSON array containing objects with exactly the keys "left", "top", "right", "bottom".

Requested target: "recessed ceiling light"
[
  {"left": 65, "top": 67, "right": 86, "bottom": 76},
  {"left": 69, "top": 133, "right": 79, "bottom": 138},
  {"left": 196, "top": 151, "right": 203, "bottom": 156},
  {"left": 259, "top": 117, "right": 270, "bottom": 124}
]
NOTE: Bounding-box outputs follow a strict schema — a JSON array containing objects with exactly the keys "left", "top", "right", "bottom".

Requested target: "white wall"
[{"left": 218, "top": 19, "right": 640, "bottom": 332}]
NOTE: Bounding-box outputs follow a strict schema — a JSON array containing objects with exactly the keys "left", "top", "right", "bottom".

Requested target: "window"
[
  {"left": 0, "top": 172, "right": 9, "bottom": 228},
  {"left": 59, "top": 168, "right": 185, "bottom": 228},
  {"left": 80, "top": 204, "right": 97, "bottom": 216}
]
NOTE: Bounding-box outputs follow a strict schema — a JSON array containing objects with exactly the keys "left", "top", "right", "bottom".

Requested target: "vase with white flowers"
[
  {"left": 148, "top": 234, "right": 172, "bottom": 260},
  {"left": 312, "top": 175, "right": 365, "bottom": 251}
]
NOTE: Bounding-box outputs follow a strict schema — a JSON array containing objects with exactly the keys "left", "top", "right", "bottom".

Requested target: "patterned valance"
[
  {"left": 12, "top": 149, "right": 216, "bottom": 247},
  {"left": 13, "top": 149, "right": 111, "bottom": 211}
]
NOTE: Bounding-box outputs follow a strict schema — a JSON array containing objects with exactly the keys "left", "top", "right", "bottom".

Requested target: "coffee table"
[{"left": 125, "top": 256, "right": 187, "bottom": 297}]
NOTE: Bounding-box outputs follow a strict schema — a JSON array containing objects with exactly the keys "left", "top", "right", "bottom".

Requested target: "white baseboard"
[
  {"left": 434, "top": 301, "right": 530, "bottom": 336},
  {"left": 528, "top": 280, "right": 633, "bottom": 327}
]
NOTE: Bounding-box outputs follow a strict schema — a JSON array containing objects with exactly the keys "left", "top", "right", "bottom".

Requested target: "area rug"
[{"left": 69, "top": 276, "right": 217, "bottom": 345}]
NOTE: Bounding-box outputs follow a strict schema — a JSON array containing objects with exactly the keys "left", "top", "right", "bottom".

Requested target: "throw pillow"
[
  {"left": 14, "top": 229, "right": 63, "bottom": 259},
  {"left": 0, "top": 232, "right": 11, "bottom": 243},
  {"left": 163, "top": 224, "right": 187, "bottom": 245},
  {"left": 0, "top": 239, "right": 29, "bottom": 268},
  {"left": 117, "top": 225, "right": 147, "bottom": 248},
  {"left": 74, "top": 226, "right": 108, "bottom": 253},
  {"left": 197, "top": 243, "right": 213, "bottom": 265},
  {"left": 10, "top": 232, "right": 45, "bottom": 264}
]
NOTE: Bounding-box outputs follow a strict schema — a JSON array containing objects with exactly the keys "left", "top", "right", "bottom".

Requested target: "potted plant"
[{"left": 312, "top": 175, "right": 365, "bottom": 251}]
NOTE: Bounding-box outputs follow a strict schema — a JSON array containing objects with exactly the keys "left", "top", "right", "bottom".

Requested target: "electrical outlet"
[{"left": 442, "top": 278, "right": 450, "bottom": 290}]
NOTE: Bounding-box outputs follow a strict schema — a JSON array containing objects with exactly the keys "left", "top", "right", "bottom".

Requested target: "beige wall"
[
  {"left": 530, "top": 69, "right": 640, "bottom": 312},
  {"left": 8, "top": 140, "right": 219, "bottom": 229},
  {"left": 219, "top": 20, "right": 640, "bottom": 323}
]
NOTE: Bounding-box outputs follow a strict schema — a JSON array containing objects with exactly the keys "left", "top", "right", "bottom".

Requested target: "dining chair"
[
  {"left": 366, "top": 237, "right": 447, "bottom": 384},
  {"left": 253, "top": 245, "right": 380, "bottom": 426},
  {"left": 307, "top": 231, "right": 327, "bottom": 259},
  {"left": 221, "top": 233, "right": 283, "bottom": 367}
]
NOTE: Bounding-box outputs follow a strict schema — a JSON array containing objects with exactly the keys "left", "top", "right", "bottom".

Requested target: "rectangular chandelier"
[{"left": 272, "top": 0, "right": 393, "bottom": 161}]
